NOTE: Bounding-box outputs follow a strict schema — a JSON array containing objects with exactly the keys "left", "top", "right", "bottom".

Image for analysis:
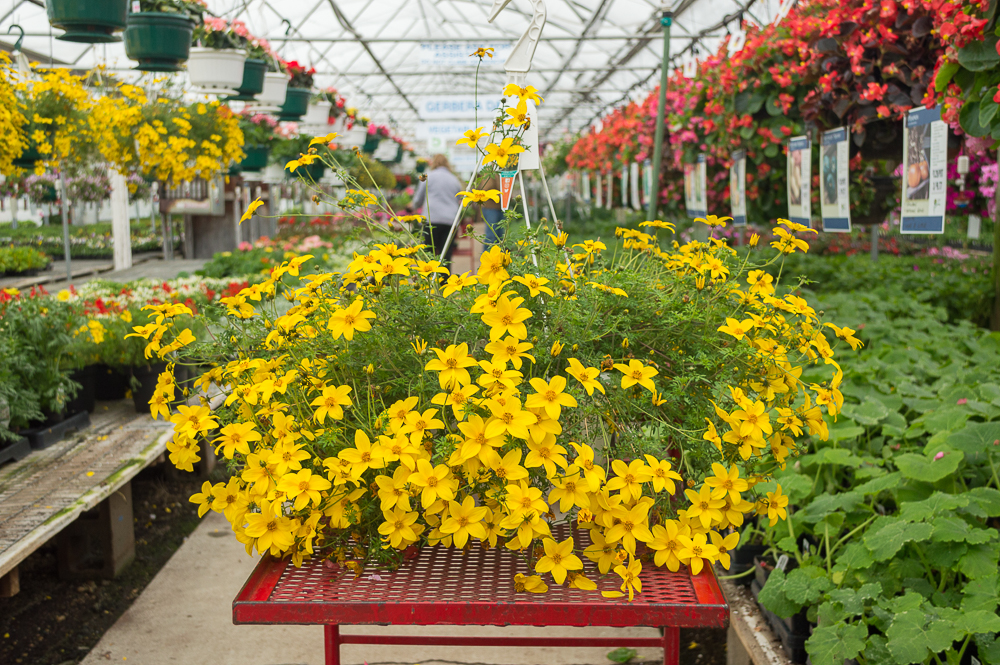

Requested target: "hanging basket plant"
[
  {"left": 187, "top": 18, "right": 247, "bottom": 94},
  {"left": 124, "top": 10, "right": 197, "bottom": 73},
  {"left": 47, "top": 0, "right": 128, "bottom": 44},
  {"left": 277, "top": 61, "right": 315, "bottom": 121}
]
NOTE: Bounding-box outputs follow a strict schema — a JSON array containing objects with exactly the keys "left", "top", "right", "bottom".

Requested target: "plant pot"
[
  {"left": 339, "top": 127, "right": 368, "bottom": 149},
  {"left": 124, "top": 12, "right": 195, "bottom": 72},
  {"left": 13, "top": 147, "right": 44, "bottom": 169},
  {"left": 729, "top": 543, "right": 768, "bottom": 587},
  {"left": 852, "top": 175, "right": 900, "bottom": 226},
  {"left": 750, "top": 578, "right": 809, "bottom": 664},
  {"left": 94, "top": 364, "right": 129, "bottom": 401},
  {"left": 256, "top": 72, "right": 289, "bottom": 108},
  {"left": 240, "top": 146, "right": 270, "bottom": 172},
  {"left": 228, "top": 58, "right": 268, "bottom": 100},
  {"left": 278, "top": 87, "right": 311, "bottom": 121},
  {"left": 362, "top": 135, "right": 382, "bottom": 154},
  {"left": 415, "top": 162, "right": 427, "bottom": 174},
  {"left": 302, "top": 101, "right": 333, "bottom": 126},
  {"left": 66, "top": 365, "right": 97, "bottom": 416},
  {"left": 47, "top": 0, "right": 127, "bottom": 43},
  {"left": 130, "top": 363, "right": 167, "bottom": 415},
  {"left": 187, "top": 48, "right": 247, "bottom": 94}
]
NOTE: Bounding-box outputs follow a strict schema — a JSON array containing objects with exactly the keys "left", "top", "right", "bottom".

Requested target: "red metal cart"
[{"left": 234, "top": 537, "right": 729, "bottom": 665}]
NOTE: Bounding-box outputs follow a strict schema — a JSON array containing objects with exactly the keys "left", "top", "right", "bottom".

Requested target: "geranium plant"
[{"left": 285, "top": 61, "right": 316, "bottom": 89}]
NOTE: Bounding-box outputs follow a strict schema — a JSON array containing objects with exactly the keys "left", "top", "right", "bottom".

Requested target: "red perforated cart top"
[{"left": 233, "top": 529, "right": 729, "bottom": 629}]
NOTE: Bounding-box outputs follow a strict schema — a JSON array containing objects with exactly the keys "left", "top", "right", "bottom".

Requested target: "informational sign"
[
  {"left": 499, "top": 166, "right": 518, "bottom": 211},
  {"left": 415, "top": 122, "right": 471, "bottom": 142},
  {"left": 730, "top": 150, "right": 747, "bottom": 226},
  {"left": 969, "top": 214, "right": 981, "bottom": 240},
  {"left": 417, "top": 96, "right": 502, "bottom": 120},
  {"left": 630, "top": 161, "right": 641, "bottom": 211},
  {"left": 900, "top": 105, "right": 947, "bottom": 234},
  {"left": 418, "top": 42, "right": 513, "bottom": 69},
  {"left": 595, "top": 173, "right": 603, "bottom": 208},
  {"left": 786, "top": 135, "right": 812, "bottom": 228},
  {"left": 620, "top": 165, "right": 629, "bottom": 207},
  {"left": 643, "top": 160, "right": 652, "bottom": 206},
  {"left": 582, "top": 172, "right": 591, "bottom": 203},
  {"left": 607, "top": 171, "right": 613, "bottom": 208},
  {"left": 685, "top": 154, "right": 707, "bottom": 218},
  {"left": 518, "top": 100, "right": 540, "bottom": 171},
  {"left": 820, "top": 128, "right": 851, "bottom": 233}
]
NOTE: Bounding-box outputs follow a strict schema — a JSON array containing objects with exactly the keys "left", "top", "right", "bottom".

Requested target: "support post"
[
  {"left": 58, "top": 168, "right": 72, "bottom": 283},
  {"left": 57, "top": 481, "right": 135, "bottom": 580},
  {"left": 0, "top": 566, "right": 19, "bottom": 597},
  {"left": 325, "top": 624, "right": 341, "bottom": 665},
  {"left": 662, "top": 626, "right": 680, "bottom": 665},
  {"left": 647, "top": 10, "right": 673, "bottom": 221}
]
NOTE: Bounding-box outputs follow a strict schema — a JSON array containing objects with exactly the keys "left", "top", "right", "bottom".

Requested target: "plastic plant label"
[
  {"left": 630, "top": 161, "right": 641, "bottom": 211},
  {"left": 620, "top": 165, "right": 629, "bottom": 208},
  {"left": 776, "top": 554, "right": 790, "bottom": 571},
  {"left": 968, "top": 214, "right": 981, "bottom": 239},
  {"left": 900, "top": 105, "right": 947, "bottom": 235},
  {"left": 132, "top": 1, "right": 141, "bottom": 12},
  {"left": 730, "top": 150, "right": 747, "bottom": 226},
  {"left": 786, "top": 135, "right": 812, "bottom": 227},
  {"left": 684, "top": 154, "right": 708, "bottom": 219},
  {"left": 820, "top": 127, "right": 851, "bottom": 233},
  {"left": 499, "top": 169, "right": 517, "bottom": 211},
  {"left": 595, "top": 173, "right": 603, "bottom": 208}
]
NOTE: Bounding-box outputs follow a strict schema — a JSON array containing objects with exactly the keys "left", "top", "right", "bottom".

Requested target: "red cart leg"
[
  {"left": 662, "top": 626, "right": 679, "bottom": 665},
  {"left": 325, "top": 624, "right": 341, "bottom": 665}
]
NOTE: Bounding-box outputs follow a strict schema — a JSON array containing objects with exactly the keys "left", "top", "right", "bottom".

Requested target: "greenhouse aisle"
[{"left": 80, "top": 511, "right": 663, "bottom": 665}]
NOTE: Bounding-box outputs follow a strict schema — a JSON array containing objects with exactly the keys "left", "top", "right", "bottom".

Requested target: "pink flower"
[
  {"left": 231, "top": 20, "right": 249, "bottom": 37},
  {"left": 204, "top": 17, "right": 228, "bottom": 32},
  {"left": 933, "top": 452, "right": 946, "bottom": 461},
  {"left": 957, "top": 398, "right": 968, "bottom": 405}
]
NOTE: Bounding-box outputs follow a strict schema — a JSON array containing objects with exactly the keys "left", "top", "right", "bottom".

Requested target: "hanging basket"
[
  {"left": 255, "top": 73, "right": 289, "bottom": 108},
  {"left": 362, "top": 135, "right": 382, "bottom": 154},
  {"left": 240, "top": 146, "right": 270, "bottom": 172},
  {"left": 12, "top": 147, "right": 43, "bottom": 170},
  {"left": 124, "top": 12, "right": 195, "bottom": 72},
  {"left": 851, "top": 175, "right": 900, "bottom": 226},
  {"left": 47, "top": 0, "right": 128, "bottom": 43},
  {"left": 302, "top": 101, "right": 333, "bottom": 126},
  {"left": 278, "top": 87, "right": 311, "bottom": 121},
  {"left": 339, "top": 127, "right": 368, "bottom": 149},
  {"left": 187, "top": 48, "right": 247, "bottom": 95},
  {"left": 228, "top": 59, "right": 268, "bottom": 101}
]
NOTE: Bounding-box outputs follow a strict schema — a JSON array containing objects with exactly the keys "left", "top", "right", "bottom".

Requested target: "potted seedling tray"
[
  {"left": 0, "top": 436, "right": 32, "bottom": 466},
  {"left": 23, "top": 410, "right": 91, "bottom": 450}
]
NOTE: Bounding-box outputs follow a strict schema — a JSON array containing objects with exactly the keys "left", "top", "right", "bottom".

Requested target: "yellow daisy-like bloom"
[
  {"left": 456, "top": 189, "right": 501, "bottom": 207},
  {"left": 483, "top": 137, "right": 525, "bottom": 169},
  {"left": 327, "top": 298, "right": 376, "bottom": 340},
  {"left": 534, "top": 536, "right": 583, "bottom": 584},
  {"left": 693, "top": 214, "right": 732, "bottom": 227},
  {"left": 612, "top": 359, "right": 658, "bottom": 392}
]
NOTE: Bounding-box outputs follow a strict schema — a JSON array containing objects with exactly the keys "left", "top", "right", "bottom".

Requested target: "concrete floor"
[{"left": 80, "top": 512, "right": 663, "bottom": 665}]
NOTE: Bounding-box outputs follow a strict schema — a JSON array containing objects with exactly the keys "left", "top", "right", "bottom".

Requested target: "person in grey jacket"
[{"left": 411, "top": 154, "right": 464, "bottom": 271}]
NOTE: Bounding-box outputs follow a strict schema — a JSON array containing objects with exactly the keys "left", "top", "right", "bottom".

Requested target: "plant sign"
[
  {"left": 899, "top": 106, "right": 947, "bottom": 235},
  {"left": 786, "top": 135, "right": 811, "bottom": 228},
  {"left": 630, "top": 161, "right": 641, "bottom": 211},
  {"left": 620, "top": 164, "right": 629, "bottom": 208},
  {"left": 595, "top": 172, "right": 602, "bottom": 208},
  {"left": 730, "top": 149, "right": 747, "bottom": 226},
  {"left": 685, "top": 154, "right": 707, "bottom": 219},
  {"left": 820, "top": 128, "right": 850, "bottom": 233}
]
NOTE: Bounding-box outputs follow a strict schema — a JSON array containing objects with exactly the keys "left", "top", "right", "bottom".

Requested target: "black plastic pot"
[
  {"left": 47, "top": 0, "right": 128, "bottom": 43},
  {"left": 130, "top": 363, "right": 167, "bottom": 414},
  {"left": 66, "top": 365, "right": 97, "bottom": 416},
  {"left": 729, "top": 543, "right": 767, "bottom": 587},
  {"left": 94, "top": 364, "right": 129, "bottom": 401},
  {"left": 124, "top": 12, "right": 195, "bottom": 72}
]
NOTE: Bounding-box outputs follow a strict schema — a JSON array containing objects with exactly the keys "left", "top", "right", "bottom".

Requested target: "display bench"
[
  {"left": 233, "top": 528, "right": 729, "bottom": 665},
  {"left": 0, "top": 401, "right": 174, "bottom": 596}
]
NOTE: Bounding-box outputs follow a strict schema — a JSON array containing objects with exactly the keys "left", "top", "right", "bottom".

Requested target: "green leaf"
[
  {"left": 983, "top": 96, "right": 1000, "bottom": 127},
  {"left": 842, "top": 401, "right": 890, "bottom": 426},
  {"left": 783, "top": 565, "right": 834, "bottom": 605},
  {"left": 758, "top": 569, "right": 802, "bottom": 618},
  {"left": 961, "top": 609, "right": 1000, "bottom": 634},
  {"left": 948, "top": 422, "right": 1000, "bottom": 455},
  {"left": 827, "top": 426, "right": 866, "bottom": 444},
  {"left": 899, "top": 492, "right": 970, "bottom": 521},
  {"left": 934, "top": 61, "right": 961, "bottom": 91},
  {"left": 961, "top": 101, "right": 992, "bottom": 138},
  {"left": 960, "top": 542, "right": 1000, "bottom": 579},
  {"left": 894, "top": 450, "right": 964, "bottom": 483},
  {"left": 606, "top": 647, "right": 638, "bottom": 663},
  {"left": 886, "top": 610, "right": 959, "bottom": 664},
  {"left": 765, "top": 93, "right": 783, "bottom": 116},
  {"left": 838, "top": 541, "right": 874, "bottom": 570},
  {"left": 975, "top": 634, "right": 1000, "bottom": 665},
  {"left": 806, "top": 622, "right": 868, "bottom": 665},
  {"left": 958, "top": 37, "right": 1000, "bottom": 72},
  {"left": 855, "top": 471, "right": 901, "bottom": 495},
  {"left": 922, "top": 406, "right": 970, "bottom": 433},
  {"left": 963, "top": 574, "right": 1000, "bottom": 613},
  {"left": 968, "top": 487, "right": 1000, "bottom": 517},
  {"left": 864, "top": 520, "right": 934, "bottom": 561},
  {"left": 817, "top": 447, "right": 864, "bottom": 467},
  {"left": 739, "top": 125, "right": 755, "bottom": 140},
  {"left": 932, "top": 516, "right": 996, "bottom": 544},
  {"left": 763, "top": 144, "right": 779, "bottom": 158}
]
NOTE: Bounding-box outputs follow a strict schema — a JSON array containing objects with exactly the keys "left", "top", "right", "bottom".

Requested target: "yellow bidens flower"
[{"left": 456, "top": 189, "right": 501, "bottom": 207}]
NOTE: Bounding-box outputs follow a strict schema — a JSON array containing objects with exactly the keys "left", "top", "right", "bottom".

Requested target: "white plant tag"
[
  {"left": 968, "top": 214, "right": 981, "bottom": 240},
  {"left": 132, "top": 1, "right": 141, "bottom": 12},
  {"left": 776, "top": 554, "right": 790, "bottom": 571}
]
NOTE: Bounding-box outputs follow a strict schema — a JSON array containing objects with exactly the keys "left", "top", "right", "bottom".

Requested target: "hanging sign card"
[
  {"left": 643, "top": 160, "right": 653, "bottom": 207},
  {"left": 630, "top": 162, "right": 641, "bottom": 210},
  {"left": 900, "top": 105, "right": 947, "bottom": 234},
  {"left": 595, "top": 173, "right": 603, "bottom": 208},
  {"left": 685, "top": 154, "right": 708, "bottom": 218},
  {"left": 786, "top": 136, "right": 812, "bottom": 227},
  {"left": 582, "top": 172, "right": 591, "bottom": 203},
  {"left": 621, "top": 165, "right": 629, "bottom": 207},
  {"left": 820, "top": 128, "right": 851, "bottom": 232},
  {"left": 499, "top": 163, "right": 518, "bottom": 211},
  {"left": 730, "top": 150, "right": 747, "bottom": 226}
]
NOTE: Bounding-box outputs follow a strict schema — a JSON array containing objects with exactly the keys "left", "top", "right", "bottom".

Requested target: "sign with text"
[
  {"left": 630, "top": 161, "right": 641, "bottom": 211},
  {"left": 418, "top": 42, "right": 513, "bottom": 69},
  {"left": 417, "top": 96, "right": 502, "bottom": 120},
  {"left": 685, "top": 154, "right": 707, "bottom": 219},
  {"left": 900, "top": 106, "right": 947, "bottom": 234},
  {"left": 786, "top": 135, "right": 812, "bottom": 227},
  {"left": 730, "top": 150, "right": 747, "bottom": 226},
  {"left": 820, "top": 128, "right": 851, "bottom": 232}
]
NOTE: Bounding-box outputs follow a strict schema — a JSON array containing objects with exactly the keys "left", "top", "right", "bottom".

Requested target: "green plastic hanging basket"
[
  {"left": 124, "top": 13, "right": 195, "bottom": 72},
  {"left": 47, "top": 0, "right": 128, "bottom": 43},
  {"left": 240, "top": 146, "right": 270, "bottom": 172},
  {"left": 363, "top": 136, "right": 381, "bottom": 154},
  {"left": 228, "top": 59, "right": 268, "bottom": 101},
  {"left": 12, "top": 147, "right": 44, "bottom": 170},
  {"left": 278, "top": 88, "right": 311, "bottom": 121}
]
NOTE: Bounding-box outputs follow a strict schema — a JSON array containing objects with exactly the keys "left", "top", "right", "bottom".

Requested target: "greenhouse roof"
[{"left": 1, "top": 0, "right": 786, "bottom": 143}]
